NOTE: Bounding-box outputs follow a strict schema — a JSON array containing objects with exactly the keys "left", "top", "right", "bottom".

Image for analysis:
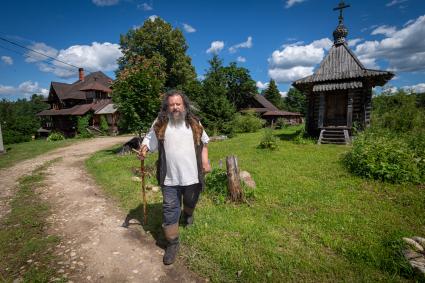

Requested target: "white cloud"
[
  {"left": 25, "top": 42, "right": 122, "bottom": 79},
  {"left": 138, "top": 3, "right": 153, "bottom": 11},
  {"left": 354, "top": 14, "right": 425, "bottom": 72},
  {"left": 371, "top": 25, "right": 397, "bottom": 37},
  {"left": 229, "top": 36, "right": 253, "bottom": 53},
  {"left": 1, "top": 56, "right": 13, "bottom": 65},
  {"left": 182, "top": 23, "right": 196, "bottom": 33},
  {"left": 148, "top": 15, "right": 158, "bottom": 21},
  {"left": 206, "top": 41, "right": 224, "bottom": 54},
  {"left": 92, "top": 0, "right": 119, "bottom": 6},
  {"left": 256, "top": 81, "right": 269, "bottom": 90},
  {"left": 348, "top": 38, "right": 363, "bottom": 47},
  {"left": 285, "top": 0, "right": 307, "bottom": 8},
  {"left": 403, "top": 83, "right": 425, "bottom": 93},
  {"left": 268, "top": 38, "right": 332, "bottom": 83},
  {"left": 282, "top": 41, "right": 304, "bottom": 48},
  {"left": 386, "top": 0, "right": 407, "bottom": 7},
  {"left": 237, "top": 56, "right": 246, "bottom": 63},
  {"left": 0, "top": 81, "right": 48, "bottom": 97},
  {"left": 25, "top": 42, "right": 58, "bottom": 63},
  {"left": 280, "top": 91, "right": 288, "bottom": 97},
  {"left": 269, "top": 66, "right": 314, "bottom": 83}
]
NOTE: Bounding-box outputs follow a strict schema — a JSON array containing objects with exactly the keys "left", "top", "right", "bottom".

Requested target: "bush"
[
  {"left": 77, "top": 115, "right": 94, "bottom": 138},
  {"left": 343, "top": 130, "right": 423, "bottom": 184},
  {"left": 258, "top": 128, "right": 278, "bottom": 150},
  {"left": 100, "top": 115, "right": 109, "bottom": 135},
  {"left": 292, "top": 127, "right": 315, "bottom": 145},
  {"left": 274, "top": 118, "right": 287, "bottom": 129},
  {"left": 46, "top": 132, "right": 65, "bottom": 142},
  {"left": 205, "top": 167, "right": 228, "bottom": 204},
  {"left": 231, "top": 112, "right": 265, "bottom": 133},
  {"left": 3, "top": 129, "right": 31, "bottom": 144}
]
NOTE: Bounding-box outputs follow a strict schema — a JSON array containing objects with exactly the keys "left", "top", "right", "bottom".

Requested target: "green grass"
[
  {"left": 0, "top": 139, "right": 78, "bottom": 169},
  {"left": 0, "top": 159, "right": 64, "bottom": 282},
  {"left": 86, "top": 127, "right": 425, "bottom": 282}
]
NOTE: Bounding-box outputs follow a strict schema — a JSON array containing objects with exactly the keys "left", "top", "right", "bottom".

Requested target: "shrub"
[
  {"left": 77, "top": 115, "right": 94, "bottom": 138},
  {"left": 3, "top": 129, "right": 31, "bottom": 144},
  {"left": 343, "top": 130, "right": 423, "bottom": 184},
  {"left": 274, "top": 118, "right": 287, "bottom": 129},
  {"left": 46, "top": 132, "right": 65, "bottom": 142},
  {"left": 293, "top": 127, "right": 315, "bottom": 145},
  {"left": 205, "top": 167, "right": 228, "bottom": 204},
  {"left": 100, "top": 115, "right": 109, "bottom": 135},
  {"left": 230, "top": 112, "right": 265, "bottom": 134},
  {"left": 258, "top": 128, "right": 278, "bottom": 150}
]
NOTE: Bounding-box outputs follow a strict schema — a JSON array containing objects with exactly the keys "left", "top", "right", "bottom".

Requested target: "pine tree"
[{"left": 263, "top": 79, "right": 283, "bottom": 109}]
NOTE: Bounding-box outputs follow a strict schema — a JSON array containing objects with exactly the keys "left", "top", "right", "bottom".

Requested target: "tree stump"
[{"left": 226, "top": 155, "right": 244, "bottom": 202}]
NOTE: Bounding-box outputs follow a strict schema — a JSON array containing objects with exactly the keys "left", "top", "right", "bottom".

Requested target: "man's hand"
[
  {"left": 135, "top": 145, "right": 148, "bottom": 160},
  {"left": 202, "top": 160, "right": 211, "bottom": 174}
]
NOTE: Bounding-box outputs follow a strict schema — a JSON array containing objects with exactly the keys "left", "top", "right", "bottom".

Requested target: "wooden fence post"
[{"left": 226, "top": 155, "right": 244, "bottom": 202}]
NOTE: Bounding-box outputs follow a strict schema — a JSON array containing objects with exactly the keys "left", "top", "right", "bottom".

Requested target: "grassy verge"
[
  {"left": 0, "top": 139, "right": 77, "bottom": 169},
  {"left": 0, "top": 159, "right": 64, "bottom": 282},
  {"left": 86, "top": 127, "right": 425, "bottom": 282}
]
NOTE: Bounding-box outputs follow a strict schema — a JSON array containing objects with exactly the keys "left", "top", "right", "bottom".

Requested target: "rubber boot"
[{"left": 163, "top": 223, "right": 179, "bottom": 265}]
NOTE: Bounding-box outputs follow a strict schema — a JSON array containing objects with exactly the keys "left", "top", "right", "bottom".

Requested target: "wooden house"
[
  {"left": 37, "top": 68, "right": 119, "bottom": 137},
  {"left": 242, "top": 94, "right": 303, "bottom": 125},
  {"left": 293, "top": 1, "right": 394, "bottom": 144}
]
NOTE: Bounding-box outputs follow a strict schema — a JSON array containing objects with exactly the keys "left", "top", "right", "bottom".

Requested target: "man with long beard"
[{"left": 138, "top": 90, "right": 211, "bottom": 265}]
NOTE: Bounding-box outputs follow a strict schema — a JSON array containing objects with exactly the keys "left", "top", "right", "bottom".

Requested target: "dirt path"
[{"left": 0, "top": 137, "right": 203, "bottom": 282}]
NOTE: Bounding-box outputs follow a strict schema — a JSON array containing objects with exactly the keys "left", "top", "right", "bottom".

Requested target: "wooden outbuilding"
[{"left": 293, "top": 1, "right": 394, "bottom": 144}]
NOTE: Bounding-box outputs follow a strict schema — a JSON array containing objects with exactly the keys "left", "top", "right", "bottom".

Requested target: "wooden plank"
[{"left": 226, "top": 156, "right": 244, "bottom": 202}]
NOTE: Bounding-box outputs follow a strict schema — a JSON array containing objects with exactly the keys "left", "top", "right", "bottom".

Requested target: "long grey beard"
[{"left": 168, "top": 110, "right": 187, "bottom": 126}]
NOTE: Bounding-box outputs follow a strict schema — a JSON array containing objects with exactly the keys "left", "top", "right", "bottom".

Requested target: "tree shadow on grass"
[{"left": 275, "top": 130, "right": 301, "bottom": 141}]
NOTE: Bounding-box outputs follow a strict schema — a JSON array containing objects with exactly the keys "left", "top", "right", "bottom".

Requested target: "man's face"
[{"left": 167, "top": 95, "right": 186, "bottom": 120}]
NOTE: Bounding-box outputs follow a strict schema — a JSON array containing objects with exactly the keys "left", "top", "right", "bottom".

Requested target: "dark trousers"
[{"left": 162, "top": 183, "right": 201, "bottom": 226}]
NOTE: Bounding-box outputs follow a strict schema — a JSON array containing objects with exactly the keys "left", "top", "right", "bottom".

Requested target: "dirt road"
[{"left": 0, "top": 137, "right": 202, "bottom": 282}]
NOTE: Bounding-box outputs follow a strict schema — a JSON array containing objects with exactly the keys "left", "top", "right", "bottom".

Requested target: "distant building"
[
  {"left": 242, "top": 94, "right": 303, "bottom": 125},
  {"left": 293, "top": 1, "right": 394, "bottom": 144},
  {"left": 37, "top": 68, "right": 119, "bottom": 137}
]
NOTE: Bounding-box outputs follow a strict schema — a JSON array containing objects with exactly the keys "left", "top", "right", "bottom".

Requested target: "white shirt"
[{"left": 142, "top": 120, "right": 209, "bottom": 186}]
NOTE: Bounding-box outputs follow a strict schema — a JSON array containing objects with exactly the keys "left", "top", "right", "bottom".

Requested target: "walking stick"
[{"left": 140, "top": 158, "right": 147, "bottom": 225}]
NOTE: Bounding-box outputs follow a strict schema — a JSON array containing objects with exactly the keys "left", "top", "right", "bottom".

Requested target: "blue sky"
[{"left": 1, "top": 0, "right": 425, "bottom": 100}]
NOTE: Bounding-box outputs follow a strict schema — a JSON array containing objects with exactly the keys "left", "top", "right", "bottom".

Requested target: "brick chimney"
[{"left": 78, "top": 68, "right": 84, "bottom": 81}]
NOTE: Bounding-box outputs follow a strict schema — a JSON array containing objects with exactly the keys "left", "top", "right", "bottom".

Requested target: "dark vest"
[{"left": 153, "top": 114, "right": 205, "bottom": 189}]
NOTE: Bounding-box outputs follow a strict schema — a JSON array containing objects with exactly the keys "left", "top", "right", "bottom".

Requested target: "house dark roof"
[
  {"left": 293, "top": 43, "right": 394, "bottom": 92},
  {"left": 241, "top": 94, "right": 302, "bottom": 117},
  {"left": 49, "top": 71, "right": 112, "bottom": 101},
  {"left": 37, "top": 99, "right": 111, "bottom": 116}
]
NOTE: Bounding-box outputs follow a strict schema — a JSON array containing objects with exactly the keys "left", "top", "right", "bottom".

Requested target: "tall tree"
[
  {"left": 222, "top": 62, "right": 257, "bottom": 110},
  {"left": 285, "top": 87, "right": 306, "bottom": 115},
  {"left": 114, "top": 17, "right": 198, "bottom": 133},
  {"left": 118, "top": 17, "right": 196, "bottom": 90},
  {"left": 199, "top": 55, "right": 235, "bottom": 134},
  {"left": 263, "top": 79, "right": 283, "bottom": 109}
]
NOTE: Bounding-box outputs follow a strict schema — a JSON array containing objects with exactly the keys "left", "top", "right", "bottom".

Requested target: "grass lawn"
[
  {"left": 0, "top": 139, "right": 78, "bottom": 169},
  {"left": 0, "top": 159, "right": 64, "bottom": 282},
  {"left": 86, "top": 127, "right": 425, "bottom": 282}
]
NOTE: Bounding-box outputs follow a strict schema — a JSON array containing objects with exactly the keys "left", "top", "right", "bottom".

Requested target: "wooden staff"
[
  {"left": 133, "top": 148, "right": 147, "bottom": 225},
  {"left": 140, "top": 158, "right": 147, "bottom": 225}
]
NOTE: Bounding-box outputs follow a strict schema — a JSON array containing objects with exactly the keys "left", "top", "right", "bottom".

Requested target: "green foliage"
[
  {"left": 77, "top": 114, "right": 94, "bottom": 138},
  {"left": 204, "top": 167, "right": 228, "bottom": 204},
  {"left": 344, "top": 90, "right": 425, "bottom": 184},
  {"left": 275, "top": 118, "right": 287, "bottom": 129},
  {"left": 258, "top": 128, "right": 278, "bottom": 150},
  {"left": 46, "top": 132, "right": 65, "bottom": 142},
  {"left": 118, "top": 17, "right": 196, "bottom": 90},
  {"left": 198, "top": 55, "right": 236, "bottom": 134},
  {"left": 292, "top": 126, "right": 315, "bottom": 145},
  {"left": 343, "top": 130, "right": 424, "bottom": 184},
  {"left": 100, "top": 115, "right": 109, "bottom": 135},
  {"left": 229, "top": 111, "right": 265, "bottom": 134},
  {"left": 222, "top": 62, "right": 257, "bottom": 109},
  {"left": 114, "top": 17, "right": 198, "bottom": 134},
  {"left": 0, "top": 94, "right": 49, "bottom": 144},
  {"left": 284, "top": 87, "right": 306, "bottom": 115},
  {"left": 263, "top": 79, "right": 284, "bottom": 109}
]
